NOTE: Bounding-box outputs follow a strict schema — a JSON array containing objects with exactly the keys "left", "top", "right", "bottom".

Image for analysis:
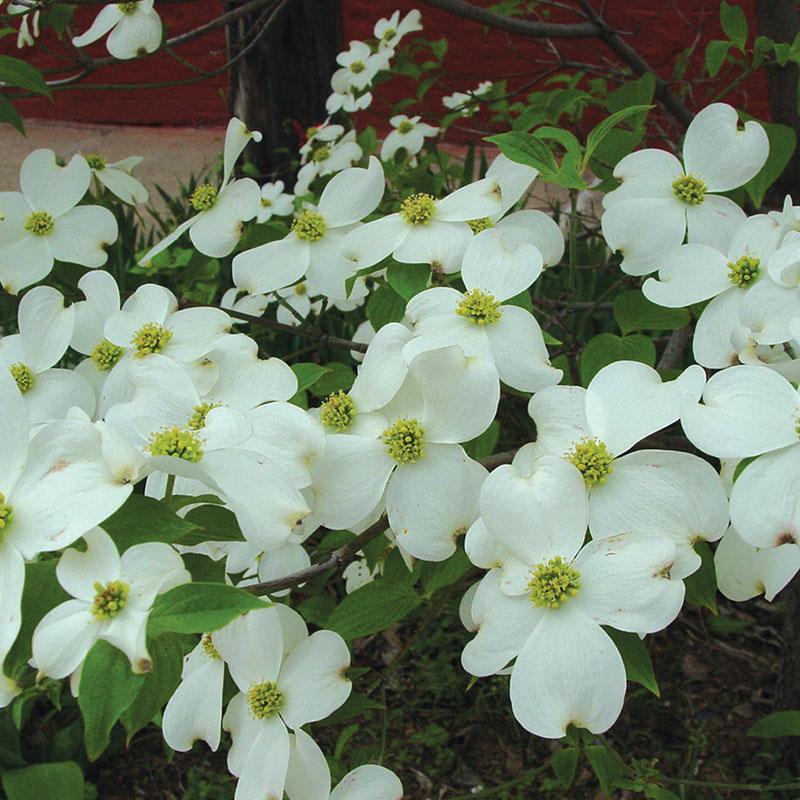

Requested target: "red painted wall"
[{"left": 2, "top": 0, "right": 769, "bottom": 129}]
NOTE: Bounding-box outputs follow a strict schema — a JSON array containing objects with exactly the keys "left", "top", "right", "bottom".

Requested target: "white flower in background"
[
  {"left": 31, "top": 528, "right": 188, "bottom": 676},
  {"left": 374, "top": 8, "right": 422, "bottom": 49},
  {"left": 7, "top": 3, "right": 40, "bottom": 47},
  {"left": 381, "top": 115, "right": 439, "bottom": 163},
  {"left": 342, "top": 173, "right": 504, "bottom": 274},
  {"left": 273, "top": 281, "right": 322, "bottom": 326},
  {"left": 351, "top": 319, "right": 376, "bottom": 362},
  {"left": 140, "top": 118, "right": 262, "bottom": 262},
  {"left": 300, "top": 121, "right": 344, "bottom": 164},
  {"left": 234, "top": 158, "right": 385, "bottom": 300},
  {"left": 715, "top": 526, "right": 800, "bottom": 602},
  {"left": 442, "top": 90, "right": 476, "bottom": 116},
  {"left": 295, "top": 130, "right": 363, "bottom": 195},
  {"left": 72, "top": 0, "right": 162, "bottom": 60},
  {"left": 343, "top": 557, "right": 379, "bottom": 593},
  {"left": 461, "top": 456, "right": 684, "bottom": 738},
  {"left": 0, "top": 370, "right": 139, "bottom": 702},
  {"left": 404, "top": 278, "right": 561, "bottom": 393},
  {"left": 216, "top": 607, "right": 351, "bottom": 800},
  {"left": 256, "top": 180, "right": 294, "bottom": 222},
  {"left": 602, "top": 103, "right": 769, "bottom": 275},
  {"left": 518, "top": 360, "right": 723, "bottom": 576},
  {"left": 330, "top": 765, "right": 404, "bottom": 800},
  {"left": 311, "top": 345, "right": 497, "bottom": 561},
  {"left": 0, "top": 149, "right": 118, "bottom": 294},
  {"left": 85, "top": 153, "right": 149, "bottom": 204},
  {"left": 332, "top": 41, "right": 392, "bottom": 93},
  {"left": 220, "top": 287, "right": 271, "bottom": 319},
  {"left": 326, "top": 86, "right": 373, "bottom": 116},
  {"left": 0, "top": 285, "right": 95, "bottom": 422}
]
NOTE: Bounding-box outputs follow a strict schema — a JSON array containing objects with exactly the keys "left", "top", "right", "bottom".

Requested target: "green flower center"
[
  {"left": 383, "top": 418, "right": 425, "bottom": 465},
  {"left": 132, "top": 322, "right": 172, "bottom": 357},
  {"left": 117, "top": 1, "right": 138, "bottom": 13},
  {"left": 247, "top": 680, "right": 283, "bottom": 719},
  {"left": 9, "top": 362, "right": 35, "bottom": 393},
  {"left": 566, "top": 437, "right": 614, "bottom": 487},
  {"left": 527, "top": 556, "right": 581, "bottom": 608},
  {"left": 147, "top": 427, "right": 204, "bottom": 463},
  {"left": 201, "top": 632, "right": 220, "bottom": 660},
  {"left": 90, "top": 339, "right": 125, "bottom": 371},
  {"left": 672, "top": 174, "right": 707, "bottom": 205},
  {"left": 0, "top": 492, "right": 14, "bottom": 532},
  {"left": 728, "top": 255, "right": 760, "bottom": 288},
  {"left": 311, "top": 146, "right": 330, "bottom": 164},
  {"left": 467, "top": 217, "right": 494, "bottom": 234},
  {"left": 292, "top": 209, "right": 328, "bottom": 242},
  {"left": 260, "top": 198, "right": 273, "bottom": 208},
  {"left": 91, "top": 579, "right": 130, "bottom": 621},
  {"left": 24, "top": 210, "right": 54, "bottom": 237},
  {"left": 350, "top": 60, "right": 366, "bottom": 74},
  {"left": 189, "top": 183, "right": 218, "bottom": 212},
  {"left": 397, "top": 120, "right": 415, "bottom": 134},
  {"left": 85, "top": 153, "right": 107, "bottom": 171},
  {"left": 400, "top": 193, "right": 436, "bottom": 225},
  {"left": 294, "top": 282, "right": 307, "bottom": 295},
  {"left": 456, "top": 288, "right": 502, "bottom": 325},
  {"left": 188, "top": 402, "right": 220, "bottom": 430},
  {"left": 382, "top": 27, "right": 396, "bottom": 41},
  {"left": 320, "top": 390, "right": 356, "bottom": 432}
]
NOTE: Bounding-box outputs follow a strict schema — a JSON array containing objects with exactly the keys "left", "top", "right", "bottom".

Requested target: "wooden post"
[{"left": 226, "top": 0, "right": 344, "bottom": 183}]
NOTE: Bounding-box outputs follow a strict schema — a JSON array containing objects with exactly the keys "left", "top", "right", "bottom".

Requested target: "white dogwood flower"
[
  {"left": 374, "top": 8, "right": 422, "bottom": 49},
  {"left": 295, "top": 130, "right": 363, "bottom": 196},
  {"left": 72, "top": 0, "right": 162, "bottom": 60},
  {"left": 462, "top": 455, "right": 684, "bottom": 738},
  {"left": 0, "top": 285, "right": 95, "bottom": 422},
  {"left": 381, "top": 115, "right": 439, "bottom": 162},
  {"left": 7, "top": 2, "right": 40, "bottom": 47},
  {"left": 85, "top": 153, "right": 149, "bottom": 204},
  {"left": 234, "top": 157, "right": 385, "bottom": 300},
  {"left": 31, "top": 527, "right": 189, "bottom": 676},
  {"left": 140, "top": 118, "right": 262, "bottom": 262},
  {"left": 332, "top": 41, "right": 392, "bottom": 93},
  {"left": 602, "top": 103, "right": 769, "bottom": 275},
  {"left": 256, "top": 180, "right": 294, "bottom": 222},
  {"left": 0, "top": 149, "right": 118, "bottom": 293}
]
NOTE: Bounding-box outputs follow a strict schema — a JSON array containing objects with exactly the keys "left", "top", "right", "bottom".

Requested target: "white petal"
[
  {"left": 232, "top": 717, "right": 290, "bottom": 800},
  {"left": 526, "top": 385, "right": 590, "bottom": 457},
  {"left": 0, "top": 236, "right": 53, "bottom": 295},
  {"left": 279, "top": 630, "right": 351, "bottom": 729},
  {"left": 574, "top": 531, "right": 685, "bottom": 632},
  {"left": 318, "top": 157, "right": 384, "bottom": 227},
  {"left": 17, "top": 285, "right": 73, "bottom": 372},
  {"left": 436, "top": 178, "right": 502, "bottom": 221},
  {"left": 680, "top": 365, "right": 798, "bottom": 458},
  {"left": 20, "top": 150, "right": 90, "bottom": 217},
  {"left": 340, "top": 214, "right": 407, "bottom": 269},
  {"left": 682, "top": 103, "right": 769, "bottom": 192},
  {"left": 30, "top": 598, "right": 96, "bottom": 679},
  {"left": 285, "top": 728, "right": 331, "bottom": 800},
  {"left": 509, "top": 604, "right": 625, "bottom": 738},
  {"left": 692, "top": 289, "right": 745, "bottom": 369},
  {"left": 233, "top": 235, "right": 310, "bottom": 295},
  {"left": 461, "top": 229, "right": 543, "bottom": 300},
  {"left": 642, "top": 243, "right": 731, "bottom": 307},
  {"left": 586, "top": 361, "right": 705, "bottom": 456},
  {"left": 393, "top": 221, "right": 471, "bottom": 273},
  {"left": 496, "top": 209, "right": 564, "bottom": 267},
  {"left": 685, "top": 195, "right": 746, "bottom": 252},
  {"left": 106, "top": 6, "right": 162, "bottom": 59},
  {"left": 330, "top": 765, "right": 403, "bottom": 800},
  {"left": 122, "top": 541, "right": 188, "bottom": 603},
  {"left": 603, "top": 149, "right": 683, "bottom": 208},
  {"left": 0, "top": 543, "right": 25, "bottom": 669},
  {"left": 189, "top": 180, "right": 259, "bottom": 258},
  {"left": 223, "top": 118, "right": 262, "bottom": 188},
  {"left": 72, "top": 4, "right": 123, "bottom": 47},
  {"left": 57, "top": 527, "right": 121, "bottom": 601},
  {"left": 349, "top": 322, "right": 414, "bottom": 412}
]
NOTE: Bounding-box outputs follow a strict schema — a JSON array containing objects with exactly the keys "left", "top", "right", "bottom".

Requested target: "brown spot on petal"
[
  {"left": 46, "top": 458, "right": 69, "bottom": 474},
  {"left": 776, "top": 529, "right": 798, "bottom": 546}
]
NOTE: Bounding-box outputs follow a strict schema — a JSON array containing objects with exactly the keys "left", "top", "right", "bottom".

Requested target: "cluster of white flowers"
[{"left": 1, "top": 5, "right": 798, "bottom": 794}]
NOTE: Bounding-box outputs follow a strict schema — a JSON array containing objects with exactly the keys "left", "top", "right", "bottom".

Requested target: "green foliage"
[
  {"left": 748, "top": 710, "right": 800, "bottom": 738},
  {"left": 605, "top": 628, "right": 660, "bottom": 696},
  {"left": 684, "top": 542, "right": 718, "bottom": 613},
  {"left": 2, "top": 761, "right": 84, "bottom": 800},
  {"left": 101, "top": 493, "right": 199, "bottom": 550},
  {"left": 579, "top": 333, "right": 657, "bottom": 386},
  {"left": 613, "top": 291, "right": 691, "bottom": 335},
  {"left": 367, "top": 283, "right": 407, "bottom": 329}
]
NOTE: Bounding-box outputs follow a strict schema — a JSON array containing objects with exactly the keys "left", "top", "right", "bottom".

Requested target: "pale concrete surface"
[{"left": 0, "top": 120, "right": 227, "bottom": 211}]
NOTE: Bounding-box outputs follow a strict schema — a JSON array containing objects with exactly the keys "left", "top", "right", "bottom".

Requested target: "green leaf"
[
  {"left": 326, "top": 579, "right": 422, "bottom": 640},
  {"left": 421, "top": 548, "right": 473, "bottom": 596},
  {"left": 579, "top": 333, "right": 656, "bottom": 386},
  {"left": 705, "top": 39, "right": 732, "bottom": 77},
  {"left": 613, "top": 290, "right": 691, "bottom": 334},
  {"left": 584, "top": 744, "right": 624, "bottom": 796},
  {"left": 310, "top": 361, "right": 356, "bottom": 398},
  {"left": 101, "top": 493, "right": 199, "bottom": 550},
  {"left": 720, "top": 1, "right": 748, "bottom": 50},
  {"left": 291, "top": 362, "right": 331, "bottom": 393},
  {"left": 0, "top": 55, "right": 51, "bottom": 97},
  {"left": 606, "top": 73, "right": 656, "bottom": 113},
  {"left": 605, "top": 628, "right": 659, "bottom": 696},
  {"left": 583, "top": 104, "right": 653, "bottom": 167},
  {"left": 2, "top": 761, "right": 84, "bottom": 800},
  {"left": 742, "top": 120, "right": 796, "bottom": 208},
  {"left": 78, "top": 641, "right": 144, "bottom": 761},
  {"left": 366, "top": 282, "right": 407, "bottom": 330},
  {"left": 748, "top": 710, "right": 800, "bottom": 738},
  {"left": 148, "top": 583, "right": 265, "bottom": 637},
  {"left": 181, "top": 504, "right": 244, "bottom": 545},
  {"left": 386, "top": 260, "right": 430, "bottom": 300},
  {"left": 0, "top": 94, "right": 24, "bottom": 134},
  {"left": 732, "top": 454, "right": 757, "bottom": 482},
  {"left": 486, "top": 131, "right": 559, "bottom": 180},
  {"left": 121, "top": 634, "right": 188, "bottom": 741},
  {"left": 684, "top": 541, "right": 718, "bottom": 613},
  {"left": 551, "top": 747, "right": 579, "bottom": 789},
  {"left": 41, "top": 4, "right": 75, "bottom": 36},
  {"left": 4, "top": 561, "right": 69, "bottom": 674}
]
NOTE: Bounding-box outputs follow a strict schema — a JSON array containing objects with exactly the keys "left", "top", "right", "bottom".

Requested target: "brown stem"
[{"left": 657, "top": 324, "right": 693, "bottom": 370}]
